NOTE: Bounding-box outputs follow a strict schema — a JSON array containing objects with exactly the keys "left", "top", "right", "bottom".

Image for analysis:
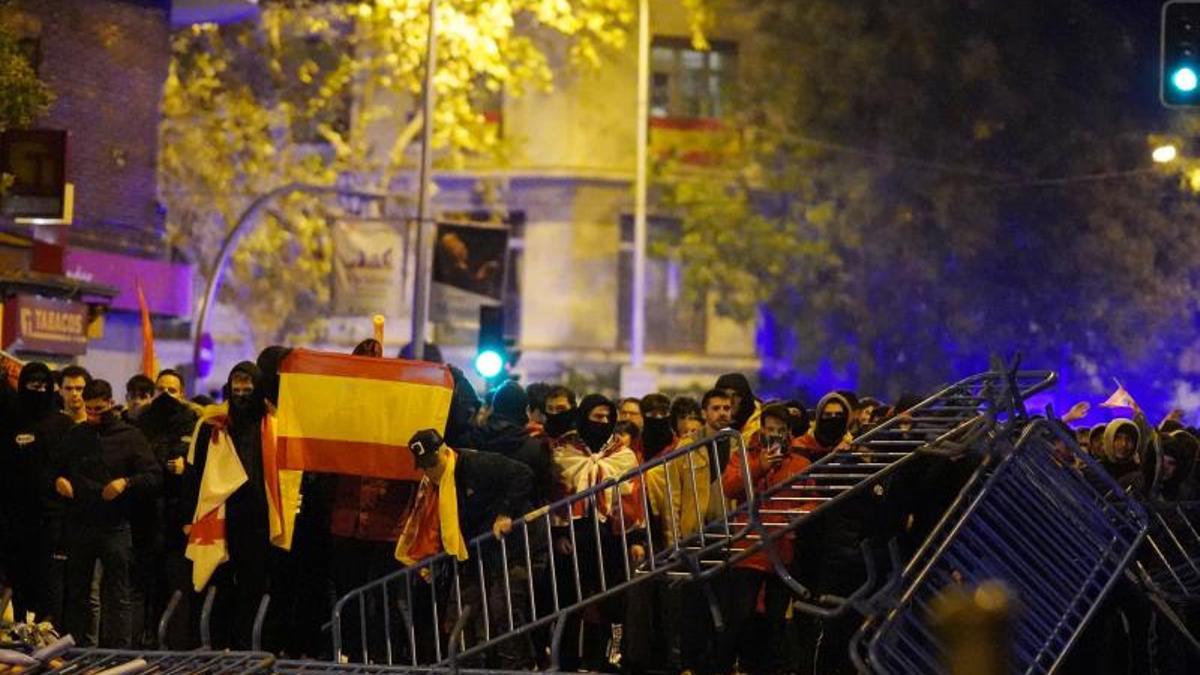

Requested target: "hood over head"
[
  {"left": 577, "top": 393, "right": 616, "bottom": 452},
  {"left": 715, "top": 372, "right": 757, "bottom": 431},
  {"left": 445, "top": 365, "right": 481, "bottom": 449},
  {"left": 1101, "top": 418, "right": 1140, "bottom": 465},
  {"left": 813, "top": 391, "right": 853, "bottom": 449},
  {"left": 491, "top": 381, "right": 529, "bottom": 425},
  {"left": 225, "top": 361, "right": 265, "bottom": 424},
  {"left": 17, "top": 361, "right": 55, "bottom": 418}
]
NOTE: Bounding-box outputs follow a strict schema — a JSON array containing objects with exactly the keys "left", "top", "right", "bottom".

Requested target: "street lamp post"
[{"left": 410, "top": 0, "right": 439, "bottom": 362}]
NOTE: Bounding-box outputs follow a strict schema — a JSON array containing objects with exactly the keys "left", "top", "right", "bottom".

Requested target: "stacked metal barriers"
[
  {"left": 1128, "top": 499, "right": 1200, "bottom": 654},
  {"left": 851, "top": 418, "right": 1149, "bottom": 674},
  {"left": 325, "top": 369, "right": 1058, "bottom": 670},
  {"left": 31, "top": 648, "right": 275, "bottom": 674}
]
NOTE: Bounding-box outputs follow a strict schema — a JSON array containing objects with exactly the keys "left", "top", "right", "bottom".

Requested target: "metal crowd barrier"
[
  {"left": 1129, "top": 499, "right": 1200, "bottom": 654},
  {"left": 34, "top": 648, "right": 274, "bottom": 674},
  {"left": 851, "top": 418, "right": 1149, "bottom": 675},
  {"left": 329, "top": 368, "right": 1057, "bottom": 670}
]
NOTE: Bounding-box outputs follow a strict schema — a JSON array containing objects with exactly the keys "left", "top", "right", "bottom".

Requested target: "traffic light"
[
  {"left": 1163, "top": 1, "right": 1200, "bottom": 107},
  {"left": 474, "top": 305, "right": 509, "bottom": 381}
]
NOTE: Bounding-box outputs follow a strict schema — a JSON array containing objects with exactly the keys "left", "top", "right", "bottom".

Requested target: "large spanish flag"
[{"left": 276, "top": 349, "right": 454, "bottom": 480}]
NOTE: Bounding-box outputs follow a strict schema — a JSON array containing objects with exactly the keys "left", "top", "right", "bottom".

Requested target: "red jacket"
[{"left": 722, "top": 434, "right": 815, "bottom": 573}]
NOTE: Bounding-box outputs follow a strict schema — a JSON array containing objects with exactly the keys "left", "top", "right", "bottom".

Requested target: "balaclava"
[
  {"left": 225, "top": 361, "right": 265, "bottom": 428},
  {"left": 814, "top": 392, "right": 853, "bottom": 449},
  {"left": 17, "top": 362, "right": 54, "bottom": 419},
  {"left": 544, "top": 404, "right": 576, "bottom": 439},
  {"left": 577, "top": 394, "right": 616, "bottom": 452}
]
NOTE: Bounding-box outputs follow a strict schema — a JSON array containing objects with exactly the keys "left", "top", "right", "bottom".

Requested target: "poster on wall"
[
  {"left": 431, "top": 222, "right": 508, "bottom": 302},
  {"left": 332, "top": 219, "right": 405, "bottom": 317}
]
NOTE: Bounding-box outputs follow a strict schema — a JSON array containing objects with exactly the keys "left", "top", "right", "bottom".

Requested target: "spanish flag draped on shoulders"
[
  {"left": 551, "top": 395, "right": 641, "bottom": 527},
  {"left": 184, "top": 360, "right": 300, "bottom": 591},
  {"left": 394, "top": 428, "right": 535, "bottom": 565}
]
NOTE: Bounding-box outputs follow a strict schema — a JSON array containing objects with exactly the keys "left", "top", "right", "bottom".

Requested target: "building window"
[
  {"left": 651, "top": 37, "right": 737, "bottom": 120},
  {"left": 618, "top": 215, "right": 706, "bottom": 353}
]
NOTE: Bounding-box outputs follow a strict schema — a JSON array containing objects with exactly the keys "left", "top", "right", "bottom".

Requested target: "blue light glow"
[
  {"left": 1173, "top": 66, "right": 1199, "bottom": 93},
  {"left": 474, "top": 350, "right": 505, "bottom": 378}
]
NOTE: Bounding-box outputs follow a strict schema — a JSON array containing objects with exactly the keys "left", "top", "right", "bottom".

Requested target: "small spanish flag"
[
  {"left": 276, "top": 349, "right": 454, "bottom": 480},
  {"left": 1101, "top": 379, "right": 1139, "bottom": 412}
]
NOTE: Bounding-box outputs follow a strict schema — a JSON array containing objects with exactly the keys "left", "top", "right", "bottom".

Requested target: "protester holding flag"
[
  {"left": 55, "top": 380, "right": 159, "bottom": 648},
  {"left": 183, "top": 362, "right": 269, "bottom": 650}
]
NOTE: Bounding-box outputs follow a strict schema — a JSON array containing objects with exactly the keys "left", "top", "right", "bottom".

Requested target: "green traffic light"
[
  {"left": 1173, "top": 66, "right": 1199, "bottom": 93},
  {"left": 474, "top": 349, "right": 505, "bottom": 378}
]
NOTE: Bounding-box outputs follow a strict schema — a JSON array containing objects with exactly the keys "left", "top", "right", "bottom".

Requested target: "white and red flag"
[{"left": 185, "top": 420, "right": 248, "bottom": 591}]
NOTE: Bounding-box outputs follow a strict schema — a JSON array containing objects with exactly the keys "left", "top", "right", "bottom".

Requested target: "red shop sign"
[{"left": 2, "top": 294, "right": 88, "bottom": 356}]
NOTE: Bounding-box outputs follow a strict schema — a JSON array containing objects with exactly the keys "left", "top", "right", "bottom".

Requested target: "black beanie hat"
[{"left": 492, "top": 381, "right": 529, "bottom": 424}]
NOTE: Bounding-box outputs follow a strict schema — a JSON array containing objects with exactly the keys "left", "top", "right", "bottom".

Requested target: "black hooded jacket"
[
  {"left": 1, "top": 363, "right": 75, "bottom": 524},
  {"left": 187, "top": 362, "right": 269, "bottom": 542},
  {"left": 131, "top": 394, "right": 200, "bottom": 551},
  {"left": 479, "top": 414, "right": 558, "bottom": 508}
]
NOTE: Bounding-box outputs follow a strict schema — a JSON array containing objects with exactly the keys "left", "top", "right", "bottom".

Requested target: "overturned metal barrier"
[
  {"left": 328, "top": 369, "right": 1056, "bottom": 670},
  {"left": 1129, "top": 499, "right": 1200, "bottom": 655},
  {"left": 852, "top": 419, "right": 1148, "bottom": 675},
  {"left": 36, "top": 648, "right": 275, "bottom": 674}
]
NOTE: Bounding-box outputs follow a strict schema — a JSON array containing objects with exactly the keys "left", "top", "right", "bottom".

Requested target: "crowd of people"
[{"left": 0, "top": 343, "right": 1193, "bottom": 674}]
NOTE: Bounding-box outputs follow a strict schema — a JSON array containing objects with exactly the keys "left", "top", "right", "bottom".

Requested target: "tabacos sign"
[{"left": 2, "top": 294, "right": 88, "bottom": 356}]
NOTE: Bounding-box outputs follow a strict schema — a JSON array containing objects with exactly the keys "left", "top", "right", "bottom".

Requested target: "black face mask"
[
  {"left": 815, "top": 414, "right": 848, "bottom": 448},
  {"left": 580, "top": 418, "right": 615, "bottom": 452},
  {"left": 18, "top": 383, "right": 54, "bottom": 417},
  {"left": 545, "top": 410, "right": 575, "bottom": 438},
  {"left": 642, "top": 417, "right": 674, "bottom": 457},
  {"left": 229, "top": 393, "right": 255, "bottom": 410}
]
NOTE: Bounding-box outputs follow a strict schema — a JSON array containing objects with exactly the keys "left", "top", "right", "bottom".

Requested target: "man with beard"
[
  {"left": 795, "top": 392, "right": 854, "bottom": 461},
  {"left": 715, "top": 373, "right": 761, "bottom": 438},
  {"left": 128, "top": 371, "right": 200, "bottom": 648},
  {"left": 550, "top": 394, "right": 642, "bottom": 671},
  {"left": 185, "top": 362, "right": 270, "bottom": 649},
  {"left": 56, "top": 380, "right": 159, "bottom": 647},
  {"left": 0, "top": 362, "right": 74, "bottom": 623}
]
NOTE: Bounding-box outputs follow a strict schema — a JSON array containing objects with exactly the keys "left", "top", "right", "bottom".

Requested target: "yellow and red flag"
[
  {"left": 135, "top": 278, "right": 157, "bottom": 378},
  {"left": 186, "top": 419, "right": 248, "bottom": 591},
  {"left": 261, "top": 412, "right": 302, "bottom": 550},
  {"left": 276, "top": 349, "right": 454, "bottom": 480}
]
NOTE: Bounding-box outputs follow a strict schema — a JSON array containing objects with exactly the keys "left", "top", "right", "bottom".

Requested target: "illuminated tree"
[
  {"left": 662, "top": 0, "right": 1200, "bottom": 408},
  {"left": 159, "top": 0, "right": 634, "bottom": 345}
]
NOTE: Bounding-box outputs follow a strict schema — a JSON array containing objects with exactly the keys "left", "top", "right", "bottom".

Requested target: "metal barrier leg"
[
  {"left": 252, "top": 593, "right": 271, "bottom": 651},
  {"left": 200, "top": 585, "right": 217, "bottom": 650},
  {"left": 157, "top": 589, "right": 182, "bottom": 649},
  {"left": 446, "top": 604, "right": 473, "bottom": 675},
  {"left": 548, "top": 612, "right": 571, "bottom": 673}
]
